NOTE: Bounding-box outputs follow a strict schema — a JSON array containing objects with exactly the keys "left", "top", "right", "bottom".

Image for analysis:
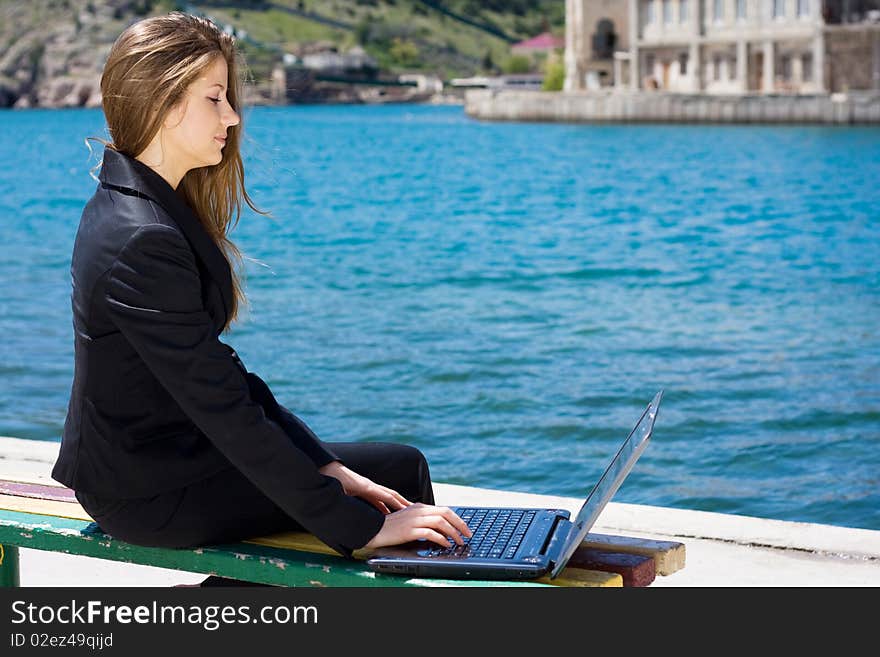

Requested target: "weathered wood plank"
[
  {"left": 0, "top": 478, "right": 685, "bottom": 581},
  {"left": 240, "top": 528, "right": 622, "bottom": 586},
  {"left": 581, "top": 533, "right": 686, "bottom": 576},
  {"left": 0, "top": 480, "right": 76, "bottom": 502},
  {"left": 0, "top": 496, "right": 620, "bottom": 587},
  {"left": 0, "top": 490, "right": 682, "bottom": 578},
  {"left": 537, "top": 567, "right": 622, "bottom": 587},
  {"left": 565, "top": 547, "right": 655, "bottom": 587},
  {"left": 0, "top": 509, "right": 549, "bottom": 588},
  {"left": 0, "top": 494, "right": 84, "bottom": 520}
]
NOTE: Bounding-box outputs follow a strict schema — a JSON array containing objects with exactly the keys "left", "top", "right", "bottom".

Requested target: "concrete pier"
[
  {"left": 2, "top": 436, "right": 879, "bottom": 587},
  {"left": 465, "top": 89, "right": 880, "bottom": 125}
]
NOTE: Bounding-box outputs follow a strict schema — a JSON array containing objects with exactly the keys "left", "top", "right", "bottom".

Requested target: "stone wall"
[{"left": 465, "top": 89, "right": 880, "bottom": 124}]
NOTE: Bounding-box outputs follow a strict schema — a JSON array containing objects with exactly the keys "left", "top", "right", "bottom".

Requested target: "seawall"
[{"left": 464, "top": 89, "right": 880, "bottom": 124}]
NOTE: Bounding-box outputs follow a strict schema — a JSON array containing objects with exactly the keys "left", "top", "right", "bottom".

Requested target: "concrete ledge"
[{"left": 464, "top": 89, "right": 880, "bottom": 125}]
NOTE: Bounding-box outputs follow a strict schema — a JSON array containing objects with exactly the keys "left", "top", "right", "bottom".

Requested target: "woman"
[{"left": 51, "top": 11, "right": 469, "bottom": 586}]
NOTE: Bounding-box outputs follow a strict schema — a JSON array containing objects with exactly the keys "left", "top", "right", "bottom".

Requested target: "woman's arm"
[
  {"left": 104, "top": 224, "right": 384, "bottom": 556},
  {"left": 238, "top": 367, "right": 340, "bottom": 468}
]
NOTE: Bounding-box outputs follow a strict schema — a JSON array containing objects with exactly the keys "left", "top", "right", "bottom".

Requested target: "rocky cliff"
[{"left": 0, "top": 0, "right": 278, "bottom": 109}]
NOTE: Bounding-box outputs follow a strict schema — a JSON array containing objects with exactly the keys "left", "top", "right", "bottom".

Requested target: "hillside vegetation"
[
  {"left": 172, "top": 0, "right": 565, "bottom": 80},
  {"left": 0, "top": 0, "right": 564, "bottom": 109}
]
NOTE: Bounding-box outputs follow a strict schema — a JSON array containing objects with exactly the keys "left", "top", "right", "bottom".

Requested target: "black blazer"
[{"left": 51, "top": 148, "right": 383, "bottom": 555}]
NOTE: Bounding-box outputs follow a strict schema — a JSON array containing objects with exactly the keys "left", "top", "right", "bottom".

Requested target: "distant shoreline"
[{"left": 1, "top": 91, "right": 467, "bottom": 111}]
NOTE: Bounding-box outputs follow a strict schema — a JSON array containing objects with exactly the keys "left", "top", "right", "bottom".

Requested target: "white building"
[
  {"left": 629, "top": 0, "right": 827, "bottom": 93},
  {"left": 565, "top": 1, "right": 880, "bottom": 94}
]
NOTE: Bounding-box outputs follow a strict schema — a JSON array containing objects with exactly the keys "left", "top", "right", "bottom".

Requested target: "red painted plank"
[
  {"left": 565, "top": 546, "right": 656, "bottom": 587},
  {"left": 0, "top": 479, "right": 77, "bottom": 502}
]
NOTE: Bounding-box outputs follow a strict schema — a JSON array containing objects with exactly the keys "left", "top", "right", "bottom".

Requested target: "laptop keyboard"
[{"left": 426, "top": 507, "right": 537, "bottom": 560}]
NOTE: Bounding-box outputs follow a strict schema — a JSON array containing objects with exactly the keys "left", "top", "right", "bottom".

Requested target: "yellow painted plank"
[
  {"left": 0, "top": 494, "right": 89, "bottom": 521},
  {"left": 538, "top": 568, "right": 622, "bottom": 587},
  {"left": 248, "top": 530, "right": 348, "bottom": 556}
]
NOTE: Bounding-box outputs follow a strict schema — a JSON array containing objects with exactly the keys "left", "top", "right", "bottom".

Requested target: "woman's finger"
[
  {"left": 391, "top": 490, "right": 412, "bottom": 507},
  {"left": 414, "top": 527, "right": 452, "bottom": 548},
  {"left": 424, "top": 514, "right": 466, "bottom": 545},
  {"left": 375, "top": 485, "right": 411, "bottom": 510},
  {"left": 388, "top": 493, "right": 411, "bottom": 509},
  {"left": 378, "top": 485, "right": 411, "bottom": 507},
  {"left": 438, "top": 507, "right": 472, "bottom": 538}
]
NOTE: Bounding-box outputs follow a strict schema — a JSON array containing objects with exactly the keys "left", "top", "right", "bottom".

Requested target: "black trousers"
[{"left": 75, "top": 441, "right": 435, "bottom": 582}]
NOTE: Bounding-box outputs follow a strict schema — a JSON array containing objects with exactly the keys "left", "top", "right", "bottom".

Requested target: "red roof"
[{"left": 511, "top": 32, "right": 565, "bottom": 50}]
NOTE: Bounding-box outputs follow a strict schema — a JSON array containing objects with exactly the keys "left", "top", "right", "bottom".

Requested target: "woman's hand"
[
  {"left": 318, "top": 460, "right": 411, "bottom": 514},
  {"left": 363, "top": 503, "right": 473, "bottom": 550}
]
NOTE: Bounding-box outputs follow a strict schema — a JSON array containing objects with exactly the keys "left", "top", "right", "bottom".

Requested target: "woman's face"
[{"left": 162, "top": 56, "right": 240, "bottom": 173}]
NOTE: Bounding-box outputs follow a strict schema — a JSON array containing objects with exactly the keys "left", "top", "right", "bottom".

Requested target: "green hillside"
[{"left": 158, "top": 0, "right": 565, "bottom": 81}]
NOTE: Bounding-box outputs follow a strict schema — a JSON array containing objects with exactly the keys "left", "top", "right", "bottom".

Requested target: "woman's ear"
[{"left": 162, "top": 97, "right": 188, "bottom": 130}]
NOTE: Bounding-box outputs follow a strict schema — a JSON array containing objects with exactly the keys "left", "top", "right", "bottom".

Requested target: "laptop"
[{"left": 366, "top": 389, "right": 663, "bottom": 580}]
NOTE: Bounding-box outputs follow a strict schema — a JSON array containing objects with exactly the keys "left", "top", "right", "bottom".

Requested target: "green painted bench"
[
  {"left": 0, "top": 479, "right": 684, "bottom": 588},
  {"left": 0, "top": 508, "right": 558, "bottom": 588}
]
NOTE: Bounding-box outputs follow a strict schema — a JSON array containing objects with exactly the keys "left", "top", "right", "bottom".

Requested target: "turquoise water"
[{"left": 1, "top": 104, "right": 878, "bottom": 530}]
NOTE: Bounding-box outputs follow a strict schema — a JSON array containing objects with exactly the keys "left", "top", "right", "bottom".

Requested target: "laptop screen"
[{"left": 549, "top": 390, "right": 662, "bottom": 579}]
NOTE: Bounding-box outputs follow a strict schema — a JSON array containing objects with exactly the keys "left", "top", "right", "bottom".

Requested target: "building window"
[
  {"left": 646, "top": 0, "right": 654, "bottom": 24},
  {"left": 679, "top": 52, "right": 689, "bottom": 74},
  {"left": 646, "top": 53, "right": 656, "bottom": 74},
  {"left": 663, "top": 0, "right": 673, "bottom": 23},
  {"left": 714, "top": 0, "right": 724, "bottom": 22},
  {"left": 780, "top": 54, "right": 791, "bottom": 80},
  {"left": 713, "top": 54, "right": 722, "bottom": 80},
  {"left": 736, "top": 0, "right": 747, "bottom": 19},
  {"left": 797, "top": 0, "right": 810, "bottom": 17},
  {"left": 773, "top": 0, "right": 785, "bottom": 19},
  {"left": 802, "top": 52, "right": 813, "bottom": 81},
  {"left": 680, "top": 0, "right": 689, "bottom": 22}
]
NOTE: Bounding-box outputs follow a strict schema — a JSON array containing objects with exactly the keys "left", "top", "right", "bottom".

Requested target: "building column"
[
  {"left": 614, "top": 53, "right": 623, "bottom": 89},
  {"left": 812, "top": 0, "right": 826, "bottom": 93},
  {"left": 689, "top": 42, "right": 701, "bottom": 91},
  {"left": 792, "top": 53, "right": 803, "bottom": 90},
  {"left": 763, "top": 40, "right": 775, "bottom": 92},
  {"left": 690, "top": 0, "right": 703, "bottom": 92},
  {"left": 629, "top": 0, "right": 639, "bottom": 90},
  {"left": 737, "top": 40, "right": 748, "bottom": 93},
  {"left": 564, "top": 0, "right": 577, "bottom": 91},
  {"left": 812, "top": 31, "right": 826, "bottom": 93}
]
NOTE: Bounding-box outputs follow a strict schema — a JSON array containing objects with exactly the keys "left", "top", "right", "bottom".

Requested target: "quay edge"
[
  {"left": 1, "top": 435, "right": 878, "bottom": 587},
  {"left": 464, "top": 89, "right": 880, "bottom": 125}
]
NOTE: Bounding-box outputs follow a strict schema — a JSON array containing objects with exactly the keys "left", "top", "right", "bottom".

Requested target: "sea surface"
[{"left": 1, "top": 104, "right": 878, "bottom": 531}]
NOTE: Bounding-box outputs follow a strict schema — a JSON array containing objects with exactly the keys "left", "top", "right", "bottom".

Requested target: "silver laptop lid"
[{"left": 549, "top": 390, "right": 663, "bottom": 579}]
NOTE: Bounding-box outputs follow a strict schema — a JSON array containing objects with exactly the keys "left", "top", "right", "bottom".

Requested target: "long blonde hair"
[{"left": 88, "top": 11, "right": 268, "bottom": 331}]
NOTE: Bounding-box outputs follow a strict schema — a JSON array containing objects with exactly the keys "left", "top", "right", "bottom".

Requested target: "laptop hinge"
[{"left": 540, "top": 516, "right": 572, "bottom": 558}]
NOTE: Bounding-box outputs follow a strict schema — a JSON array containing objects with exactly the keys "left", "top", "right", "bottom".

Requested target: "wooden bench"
[{"left": 0, "top": 478, "right": 685, "bottom": 588}]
